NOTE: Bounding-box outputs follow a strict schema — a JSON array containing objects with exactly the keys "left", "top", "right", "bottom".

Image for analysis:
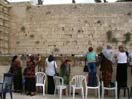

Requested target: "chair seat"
[
  {"left": 103, "top": 87, "right": 116, "bottom": 90},
  {"left": 56, "top": 85, "right": 67, "bottom": 89},
  {"left": 87, "top": 86, "right": 100, "bottom": 89},
  {"left": 36, "top": 84, "right": 45, "bottom": 86},
  {"left": 72, "top": 85, "right": 83, "bottom": 89}
]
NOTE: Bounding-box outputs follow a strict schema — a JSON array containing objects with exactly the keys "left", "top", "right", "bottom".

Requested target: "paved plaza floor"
[{"left": 5, "top": 93, "right": 130, "bottom": 99}]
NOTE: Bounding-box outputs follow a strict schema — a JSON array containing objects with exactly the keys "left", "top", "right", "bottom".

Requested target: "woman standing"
[
  {"left": 60, "top": 59, "right": 71, "bottom": 85},
  {"left": 23, "top": 55, "right": 36, "bottom": 96},
  {"left": 86, "top": 47, "right": 97, "bottom": 86},
  {"left": 116, "top": 45, "right": 128, "bottom": 87},
  {"left": 100, "top": 45, "right": 114, "bottom": 87},
  {"left": 9, "top": 55, "right": 22, "bottom": 92},
  {"left": 45, "top": 55, "right": 57, "bottom": 94}
]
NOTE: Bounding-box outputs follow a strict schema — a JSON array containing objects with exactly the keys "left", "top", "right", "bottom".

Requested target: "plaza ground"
[{"left": 5, "top": 93, "right": 130, "bottom": 99}]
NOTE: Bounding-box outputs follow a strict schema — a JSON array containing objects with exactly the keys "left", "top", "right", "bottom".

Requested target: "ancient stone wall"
[
  {"left": 9, "top": 2, "right": 132, "bottom": 55},
  {"left": 0, "top": 1, "right": 10, "bottom": 54}
]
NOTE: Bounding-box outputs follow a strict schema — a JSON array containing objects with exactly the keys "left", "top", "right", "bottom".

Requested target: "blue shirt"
[{"left": 86, "top": 52, "right": 96, "bottom": 62}]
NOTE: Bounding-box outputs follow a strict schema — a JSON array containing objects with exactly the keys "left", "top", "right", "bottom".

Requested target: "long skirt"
[
  {"left": 116, "top": 63, "right": 128, "bottom": 87},
  {"left": 13, "top": 74, "right": 23, "bottom": 92},
  {"left": 25, "top": 77, "right": 36, "bottom": 93},
  {"left": 100, "top": 56, "right": 113, "bottom": 87},
  {"left": 47, "top": 75, "right": 55, "bottom": 94},
  {"left": 102, "top": 71, "right": 112, "bottom": 87}
]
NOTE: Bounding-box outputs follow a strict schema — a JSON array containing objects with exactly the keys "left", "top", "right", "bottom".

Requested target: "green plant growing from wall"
[
  {"left": 106, "top": 30, "right": 118, "bottom": 44},
  {"left": 123, "top": 32, "right": 131, "bottom": 44},
  {"left": 26, "top": 5, "right": 31, "bottom": 10},
  {"left": 21, "top": 26, "right": 26, "bottom": 33},
  {"left": 111, "top": 38, "right": 118, "bottom": 44},
  {"left": 106, "top": 30, "right": 112, "bottom": 42}
]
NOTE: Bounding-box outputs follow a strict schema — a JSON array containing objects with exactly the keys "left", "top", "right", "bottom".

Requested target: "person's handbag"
[
  {"left": 54, "top": 62, "right": 59, "bottom": 76},
  {"left": 83, "top": 65, "right": 88, "bottom": 72},
  {"left": 83, "top": 58, "right": 88, "bottom": 72}
]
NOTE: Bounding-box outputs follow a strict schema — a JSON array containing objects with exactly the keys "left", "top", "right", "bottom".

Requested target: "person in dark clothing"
[
  {"left": 23, "top": 55, "right": 37, "bottom": 96},
  {"left": 9, "top": 55, "right": 23, "bottom": 93},
  {"left": 116, "top": 45, "right": 128, "bottom": 87},
  {"left": 60, "top": 59, "right": 71, "bottom": 85}
]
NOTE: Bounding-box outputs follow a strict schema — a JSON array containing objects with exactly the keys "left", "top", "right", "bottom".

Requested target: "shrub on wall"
[
  {"left": 106, "top": 30, "right": 112, "bottom": 42},
  {"left": 123, "top": 32, "right": 131, "bottom": 44},
  {"left": 26, "top": 5, "right": 31, "bottom": 10},
  {"left": 106, "top": 30, "right": 118, "bottom": 44}
]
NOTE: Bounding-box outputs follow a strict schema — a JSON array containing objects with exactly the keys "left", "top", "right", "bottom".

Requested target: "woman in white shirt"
[
  {"left": 116, "top": 45, "right": 128, "bottom": 88},
  {"left": 45, "top": 55, "right": 57, "bottom": 94}
]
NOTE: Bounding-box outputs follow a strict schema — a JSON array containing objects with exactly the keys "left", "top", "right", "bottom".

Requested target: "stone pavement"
[{"left": 5, "top": 93, "right": 129, "bottom": 99}]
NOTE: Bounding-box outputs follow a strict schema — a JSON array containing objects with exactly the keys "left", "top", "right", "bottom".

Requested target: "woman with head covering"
[
  {"left": 23, "top": 55, "right": 36, "bottom": 96},
  {"left": 116, "top": 45, "right": 128, "bottom": 88},
  {"left": 9, "top": 55, "right": 22, "bottom": 92},
  {"left": 45, "top": 55, "right": 57, "bottom": 94},
  {"left": 60, "top": 59, "right": 71, "bottom": 85},
  {"left": 100, "top": 45, "right": 114, "bottom": 87}
]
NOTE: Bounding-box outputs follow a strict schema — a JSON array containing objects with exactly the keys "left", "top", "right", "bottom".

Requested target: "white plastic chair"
[
  {"left": 53, "top": 76, "right": 67, "bottom": 99},
  {"left": 69, "top": 75, "right": 85, "bottom": 99},
  {"left": 85, "top": 76, "right": 100, "bottom": 99},
  {"left": 36, "top": 72, "right": 46, "bottom": 96},
  {"left": 102, "top": 81, "right": 117, "bottom": 99}
]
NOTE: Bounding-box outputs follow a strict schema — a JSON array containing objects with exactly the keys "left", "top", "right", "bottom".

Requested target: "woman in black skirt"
[
  {"left": 45, "top": 55, "right": 57, "bottom": 94},
  {"left": 116, "top": 45, "right": 128, "bottom": 87}
]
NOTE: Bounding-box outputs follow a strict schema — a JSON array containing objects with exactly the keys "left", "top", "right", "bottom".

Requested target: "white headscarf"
[{"left": 102, "top": 45, "right": 114, "bottom": 63}]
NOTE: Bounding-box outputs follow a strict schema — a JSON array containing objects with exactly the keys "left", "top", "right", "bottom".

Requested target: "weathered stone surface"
[{"left": 0, "top": 1, "right": 132, "bottom": 54}]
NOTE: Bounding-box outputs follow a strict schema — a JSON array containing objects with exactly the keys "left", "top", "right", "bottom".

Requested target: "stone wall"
[
  {"left": 9, "top": 2, "right": 132, "bottom": 55},
  {"left": 0, "top": 1, "right": 10, "bottom": 54}
]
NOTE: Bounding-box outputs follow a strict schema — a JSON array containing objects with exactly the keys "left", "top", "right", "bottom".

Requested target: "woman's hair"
[
  {"left": 11, "top": 55, "right": 17, "bottom": 63},
  {"left": 60, "top": 59, "right": 71, "bottom": 68},
  {"left": 88, "top": 47, "right": 93, "bottom": 52},
  {"left": 119, "top": 45, "right": 125, "bottom": 52},
  {"left": 48, "top": 55, "right": 54, "bottom": 62}
]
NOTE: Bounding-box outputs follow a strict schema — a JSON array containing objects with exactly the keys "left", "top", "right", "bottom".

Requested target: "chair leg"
[
  {"left": 102, "top": 89, "right": 104, "bottom": 99},
  {"left": 43, "top": 86, "right": 45, "bottom": 96},
  {"left": 98, "top": 88, "right": 100, "bottom": 99},
  {"left": 73, "top": 88, "right": 75, "bottom": 99},
  {"left": 85, "top": 88, "right": 87, "bottom": 99},
  {"left": 81, "top": 88, "right": 84, "bottom": 99},
  {"left": 60, "top": 88, "right": 62, "bottom": 99},
  {"left": 115, "top": 88, "right": 117, "bottom": 99},
  {"left": 69, "top": 86, "right": 71, "bottom": 96},
  {"left": 54, "top": 88, "right": 56, "bottom": 99}
]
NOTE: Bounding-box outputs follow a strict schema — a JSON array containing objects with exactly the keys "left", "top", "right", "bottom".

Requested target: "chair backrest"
[
  {"left": 3, "top": 73, "right": 13, "bottom": 91},
  {"left": 36, "top": 72, "right": 46, "bottom": 84},
  {"left": 102, "top": 81, "right": 117, "bottom": 88},
  {"left": 54, "top": 76, "right": 64, "bottom": 86},
  {"left": 85, "top": 75, "right": 100, "bottom": 87},
  {"left": 71, "top": 75, "right": 86, "bottom": 87}
]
